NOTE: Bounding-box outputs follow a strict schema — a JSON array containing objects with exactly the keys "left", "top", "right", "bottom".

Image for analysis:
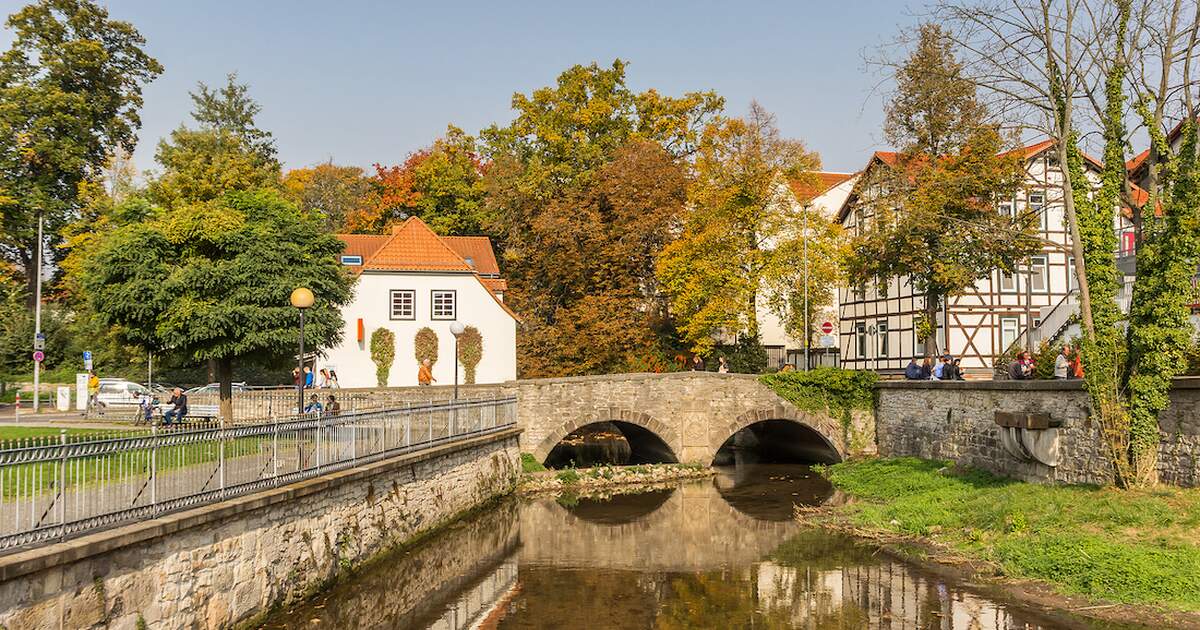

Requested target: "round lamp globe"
[
  {"left": 449, "top": 322, "right": 465, "bottom": 336},
  {"left": 290, "top": 287, "right": 315, "bottom": 309}
]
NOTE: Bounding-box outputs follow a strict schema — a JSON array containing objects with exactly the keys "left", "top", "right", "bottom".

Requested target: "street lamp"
[
  {"left": 449, "top": 321, "right": 465, "bottom": 401},
  {"left": 290, "top": 287, "right": 314, "bottom": 415}
]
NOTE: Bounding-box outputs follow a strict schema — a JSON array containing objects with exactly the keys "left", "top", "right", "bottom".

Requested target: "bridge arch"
[
  {"left": 533, "top": 407, "right": 679, "bottom": 465},
  {"left": 713, "top": 407, "right": 844, "bottom": 466}
]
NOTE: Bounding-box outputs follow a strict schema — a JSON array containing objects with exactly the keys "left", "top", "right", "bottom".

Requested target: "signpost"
[
  {"left": 32, "top": 351, "right": 44, "bottom": 363},
  {"left": 820, "top": 321, "right": 834, "bottom": 334},
  {"left": 83, "top": 350, "right": 93, "bottom": 372},
  {"left": 33, "top": 333, "right": 45, "bottom": 351}
]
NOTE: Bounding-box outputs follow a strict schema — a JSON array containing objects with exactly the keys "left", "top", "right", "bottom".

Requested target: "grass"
[
  {"left": 520, "top": 452, "right": 546, "bottom": 473},
  {"left": 0, "top": 426, "right": 124, "bottom": 442},
  {"left": 820, "top": 457, "right": 1200, "bottom": 610}
]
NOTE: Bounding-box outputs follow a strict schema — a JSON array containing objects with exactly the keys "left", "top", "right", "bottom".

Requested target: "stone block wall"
[
  {"left": 0, "top": 429, "right": 520, "bottom": 630},
  {"left": 876, "top": 379, "right": 1200, "bottom": 486}
]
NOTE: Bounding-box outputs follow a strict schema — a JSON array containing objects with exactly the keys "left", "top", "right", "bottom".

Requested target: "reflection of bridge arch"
[
  {"left": 532, "top": 408, "right": 679, "bottom": 464},
  {"left": 563, "top": 488, "right": 675, "bottom": 525},
  {"left": 520, "top": 483, "right": 801, "bottom": 571}
]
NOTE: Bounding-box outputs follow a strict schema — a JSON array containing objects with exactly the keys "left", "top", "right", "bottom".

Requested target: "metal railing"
[{"left": 0, "top": 397, "right": 517, "bottom": 553}]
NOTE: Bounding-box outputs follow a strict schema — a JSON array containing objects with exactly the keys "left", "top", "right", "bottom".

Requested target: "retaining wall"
[
  {"left": 876, "top": 379, "right": 1200, "bottom": 486},
  {"left": 0, "top": 428, "right": 520, "bottom": 630}
]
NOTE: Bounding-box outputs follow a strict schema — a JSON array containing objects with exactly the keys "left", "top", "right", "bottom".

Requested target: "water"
[{"left": 257, "top": 465, "right": 1134, "bottom": 629}]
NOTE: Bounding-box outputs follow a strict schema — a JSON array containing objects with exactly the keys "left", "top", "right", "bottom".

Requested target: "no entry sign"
[{"left": 819, "top": 321, "right": 834, "bottom": 334}]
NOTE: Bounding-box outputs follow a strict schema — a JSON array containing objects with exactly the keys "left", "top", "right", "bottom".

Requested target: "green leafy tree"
[
  {"left": 282, "top": 162, "right": 376, "bottom": 231},
  {"left": 658, "top": 102, "right": 827, "bottom": 354},
  {"left": 0, "top": 0, "right": 162, "bottom": 298},
  {"left": 369, "top": 328, "right": 395, "bottom": 387},
  {"left": 81, "top": 189, "right": 353, "bottom": 419},
  {"left": 188, "top": 73, "right": 277, "bottom": 162},
  {"left": 847, "top": 24, "right": 1036, "bottom": 355},
  {"left": 457, "top": 325, "right": 482, "bottom": 385}
]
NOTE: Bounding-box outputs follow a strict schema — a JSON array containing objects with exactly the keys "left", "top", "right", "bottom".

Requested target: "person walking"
[
  {"left": 163, "top": 387, "right": 188, "bottom": 426},
  {"left": 689, "top": 355, "right": 705, "bottom": 371},
  {"left": 86, "top": 370, "right": 101, "bottom": 415},
  {"left": 1054, "top": 345, "right": 1071, "bottom": 379},
  {"left": 417, "top": 359, "right": 435, "bottom": 386},
  {"left": 717, "top": 357, "right": 730, "bottom": 373},
  {"left": 905, "top": 357, "right": 922, "bottom": 380}
]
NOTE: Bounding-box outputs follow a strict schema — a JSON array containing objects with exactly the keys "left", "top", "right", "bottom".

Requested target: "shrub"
[
  {"left": 457, "top": 325, "right": 482, "bottom": 384},
  {"left": 520, "top": 453, "right": 546, "bottom": 473},
  {"left": 759, "top": 368, "right": 878, "bottom": 415},
  {"left": 369, "top": 328, "right": 395, "bottom": 387},
  {"left": 414, "top": 327, "right": 438, "bottom": 366}
]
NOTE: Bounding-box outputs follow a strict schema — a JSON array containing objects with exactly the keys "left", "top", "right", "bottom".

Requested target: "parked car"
[
  {"left": 96, "top": 379, "right": 155, "bottom": 409},
  {"left": 183, "top": 383, "right": 248, "bottom": 419}
]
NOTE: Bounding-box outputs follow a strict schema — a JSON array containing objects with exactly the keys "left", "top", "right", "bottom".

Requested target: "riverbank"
[
  {"left": 805, "top": 457, "right": 1200, "bottom": 628},
  {"left": 517, "top": 461, "right": 713, "bottom": 495}
]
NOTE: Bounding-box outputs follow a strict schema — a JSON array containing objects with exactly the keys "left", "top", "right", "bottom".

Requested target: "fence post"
[
  {"left": 150, "top": 423, "right": 158, "bottom": 510},
  {"left": 350, "top": 414, "right": 356, "bottom": 463},
  {"left": 316, "top": 414, "right": 323, "bottom": 473},
  {"left": 57, "top": 429, "right": 66, "bottom": 537},
  {"left": 405, "top": 403, "right": 411, "bottom": 447},
  {"left": 272, "top": 416, "right": 279, "bottom": 480},
  {"left": 219, "top": 418, "right": 226, "bottom": 496}
]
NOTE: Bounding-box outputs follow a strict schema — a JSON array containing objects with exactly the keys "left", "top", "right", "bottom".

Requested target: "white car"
[{"left": 96, "top": 379, "right": 156, "bottom": 409}]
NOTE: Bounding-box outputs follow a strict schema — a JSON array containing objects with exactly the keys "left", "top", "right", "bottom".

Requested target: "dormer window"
[{"left": 341, "top": 255, "right": 363, "bottom": 266}]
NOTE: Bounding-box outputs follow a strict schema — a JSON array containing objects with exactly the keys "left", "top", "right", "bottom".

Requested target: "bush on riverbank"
[
  {"left": 759, "top": 368, "right": 877, "bottom": 415},
  {"left": 817, "top": 458, "right": 1200, "bottom": 610}
]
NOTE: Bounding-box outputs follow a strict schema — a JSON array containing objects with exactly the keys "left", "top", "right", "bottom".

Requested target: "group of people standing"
[
  {"left": 1007, "top": 344, "right": 1084, "bottom": 380},
  {"left": 904, "top": 355, "right": 966, "bottom": 381},
  {"left": 293, "top": 366, "right": 339, "bottom": 389},
  {"left": 687, "top": 355, "right": 731, "bottom": 373}
]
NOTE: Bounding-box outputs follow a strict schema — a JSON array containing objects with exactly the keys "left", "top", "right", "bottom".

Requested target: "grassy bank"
[{"left": 814, "top": 458, "right": 1200, "bottom": 612}]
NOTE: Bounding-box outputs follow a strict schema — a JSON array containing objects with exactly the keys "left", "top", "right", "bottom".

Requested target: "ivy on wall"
[
  {"left": 415, "top": 327, "right": 438, "bottom": 367},
  {"left": 458, "top": 325, "right": 483, "bottom": 385},
  {"left": 758, "top": 368, "right": 878, "bottom": 416},
  {"left": 369, "top": 328, "right": 395, "bottom": 387}
]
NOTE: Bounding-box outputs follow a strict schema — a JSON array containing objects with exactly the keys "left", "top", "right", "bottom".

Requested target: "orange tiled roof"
[
  {"left": 340, "top": 217, "right": 473, "bottom": 273},
  {"left": 339, "top": 234, "right": 389, "bottom": 261},
  {"left": 480, "top": 277, "right": 508, "bottom": 293},
  {"left": 443, "top": 236, "right": 501, "bottom": 275},
  {"left": 788, "top": 172, "right": 857, "bottom": 204}
]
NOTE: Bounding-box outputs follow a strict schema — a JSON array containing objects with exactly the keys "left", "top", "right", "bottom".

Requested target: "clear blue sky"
[{"left": 3, "top": 0, "right": 919, "bottom": 173}]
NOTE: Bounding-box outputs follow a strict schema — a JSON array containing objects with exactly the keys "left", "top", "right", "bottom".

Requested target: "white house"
[
  {"left": 834, "top": 140, "right": 1136, "bottom": 375},
  {"left": 758, "top": 172, "right": 859, "bottom": 368},
  {"left": 320, "top": 217, "right": 518, "bottom": 388}
]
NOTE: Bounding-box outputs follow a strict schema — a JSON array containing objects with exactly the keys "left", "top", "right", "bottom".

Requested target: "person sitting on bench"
[{"left": 164, "top": 387, "right": 188, "bottom": 425}]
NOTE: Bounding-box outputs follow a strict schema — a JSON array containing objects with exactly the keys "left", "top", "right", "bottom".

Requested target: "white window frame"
[
  {"left": 1000, "top": 269, "right": 1017, "bottom": 293},
  {"left": 389, "top": 290, "right": 415, "bottom": 320},
  {"left": 1067, "top": 257, "right": 1079, "bottom": 292},
  {"left": 1029, "top": 256, "right": 1048, "bottom": 292},
  {"left": 431, "top": 290, "right": 456, "bottom": 320},
  {"left": 1028, "top": 192, "right": 1046, "bottom": 231},
  {"left": 1000, "top": 317, "right": 1020, "bottom": 351},
  {"left": 998, "top": 196, "right": 1015, "bottom": 217},
  {"left": 855, "top": 322, "right": 867, "bottom": 359},
  {"left": 877, "top": 320, "right": 889, "bottom": 357}
]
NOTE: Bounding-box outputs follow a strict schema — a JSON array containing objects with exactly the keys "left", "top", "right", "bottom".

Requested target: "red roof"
[
  {"left": 339, "top": 234, "right": 388, "bottom": 261},
  {"left": 788, "top": 172, "right": 857, "bottom": 204},
  {"left": 480, "top": 277, "right": 508, "bottom": 293},
  {"left": 351, "top": 217, "right": 474, "bottom": 273},
  {"left": 443, "top": 236, "right": 501, "bottom": 275}
]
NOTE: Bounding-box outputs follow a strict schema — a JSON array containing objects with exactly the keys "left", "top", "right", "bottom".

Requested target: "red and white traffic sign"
[
  {"left": 819, "top": 321, "right": 834, "bottom": 334},
  {"left": 32, "top": 350, "right": 45, "bottom": 363}
]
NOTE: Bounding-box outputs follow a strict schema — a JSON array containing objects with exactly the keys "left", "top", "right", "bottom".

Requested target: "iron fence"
[{"left": 0, "top": 397, "right": 517, "bottom": 553}]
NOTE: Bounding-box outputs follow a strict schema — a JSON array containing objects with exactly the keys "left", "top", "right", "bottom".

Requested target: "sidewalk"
[{"left": 0, "top": 407, "right": 133, "bottom": 429}]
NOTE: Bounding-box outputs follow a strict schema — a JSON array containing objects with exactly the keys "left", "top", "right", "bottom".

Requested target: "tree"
[
  {"left": 482, "top": 61, "right": 720, "bottom": 376},
  {"left": 657, "top": 102, "right": 827, "bottom": 355},
  {"left": 851, "top": 24, "right": 1037, "bottom": 355},
  {"left": 282, "top": 162, "right": 376, "bottom": 231},
  {"left": 80, "top": 189, "right": 353, "bottom": 419},
  {"left": 344, "top": 126, "right": 488, "bottom": 235},
  {"left": 150, "top": 75, "right": 279, "bottom": 207},
  {"left": 0, "top": 0, "right": 161, "bottom": 298},
  {"left": 370, "top": 328, "right": 395, "bottom": 387},
  {"left": 457, "top": 325, "right": 482, "bottom": 385}
]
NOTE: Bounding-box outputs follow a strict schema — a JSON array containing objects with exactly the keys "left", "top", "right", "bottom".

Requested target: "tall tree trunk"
[
  {"left": 924, "top": 291, "right": 940, "bottom": 356},
  {"left": 217, "top": 357, "right": 234, "bottom": 423}
]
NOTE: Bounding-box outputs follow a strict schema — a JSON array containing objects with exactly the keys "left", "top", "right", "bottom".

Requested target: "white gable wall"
[{"left": 320, "top": 271, "right": 517, "bottom": 388}]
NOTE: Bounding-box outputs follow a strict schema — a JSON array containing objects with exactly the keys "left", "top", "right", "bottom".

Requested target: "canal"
[{"left": 254, "top": 462, "right": 1139, "bottom": 629}]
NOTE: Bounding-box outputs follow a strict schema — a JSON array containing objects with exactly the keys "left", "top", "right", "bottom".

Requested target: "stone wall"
[
  {"left": 876, "top": 379, "right": 1200, "bottom": 486},
  {"left": 0, "top": 429, "right": 521, "bottom": 630}
]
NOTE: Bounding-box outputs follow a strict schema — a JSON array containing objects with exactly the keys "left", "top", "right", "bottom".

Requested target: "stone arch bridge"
[{"left": 508, "top": 372, "right": 854, "bottom": 464}]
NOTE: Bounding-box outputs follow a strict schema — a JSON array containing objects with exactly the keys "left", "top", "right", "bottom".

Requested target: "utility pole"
[
  {"left": 803, "top": 203, "right": 810, "bottom": 372},
  {"left": 32, "top": 215, "right": 43, "bottom": 413}
]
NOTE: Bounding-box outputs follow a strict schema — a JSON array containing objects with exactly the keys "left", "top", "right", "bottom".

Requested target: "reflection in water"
[{"left": 259, "top": 466, "right": 1129, "bottom": 630}]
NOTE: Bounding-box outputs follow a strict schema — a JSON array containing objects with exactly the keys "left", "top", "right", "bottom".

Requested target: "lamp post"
[
  {"left": 449, "top": 322, "right": 465, "bottom": 401},
  {"left": 290, "top": 287, "right": 314, "bottom": 415}
]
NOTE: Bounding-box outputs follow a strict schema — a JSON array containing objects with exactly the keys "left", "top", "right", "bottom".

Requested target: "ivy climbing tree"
[
  {"left": 415, "top": 327, "right": 438, "bottom": 367},
  {"left": 457, "top": 326, "right": 483, "bottom": 385},
  {"left": 369, "top": 328, "right": 395, "bottom": 387}
]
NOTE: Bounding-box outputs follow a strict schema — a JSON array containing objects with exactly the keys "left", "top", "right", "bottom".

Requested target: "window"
[
  {"left": 1000, "top": 317, "right": 1020, "bottom": 351},
  {"left": 390, "top": 290, "right": 415, "bottom": 320},
  {"left": 998, "top": 197, "right": 1015, "bottom": 217},
  {"left": 1030, "top": 256, "right": 1048, "bottom": 292},
  {"left": 1067, "top": 257, "right": 1079, "bottom": 292},
  {"left": 855, "top": 322, "right": 867, "bottom": 358},
  {"left": 340, "top": 255, "right": 363, "bottom": 265},
  {"left": 877, "top": 321, "right": 889, "bottom": 357},
  {"left": 1028, "top": 193, "right": 1046, "bottom": 231},
  {"left": 1000, "top": 269, "right": 1017, "bottom": 292},
  {"left": 431, "top": 290, "right": 456, "bottom": 319}
]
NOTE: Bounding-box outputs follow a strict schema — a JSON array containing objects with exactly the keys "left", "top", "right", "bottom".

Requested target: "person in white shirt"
[{"left": 1054, "top": 345, "right": 1071, "bottom": 379}]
